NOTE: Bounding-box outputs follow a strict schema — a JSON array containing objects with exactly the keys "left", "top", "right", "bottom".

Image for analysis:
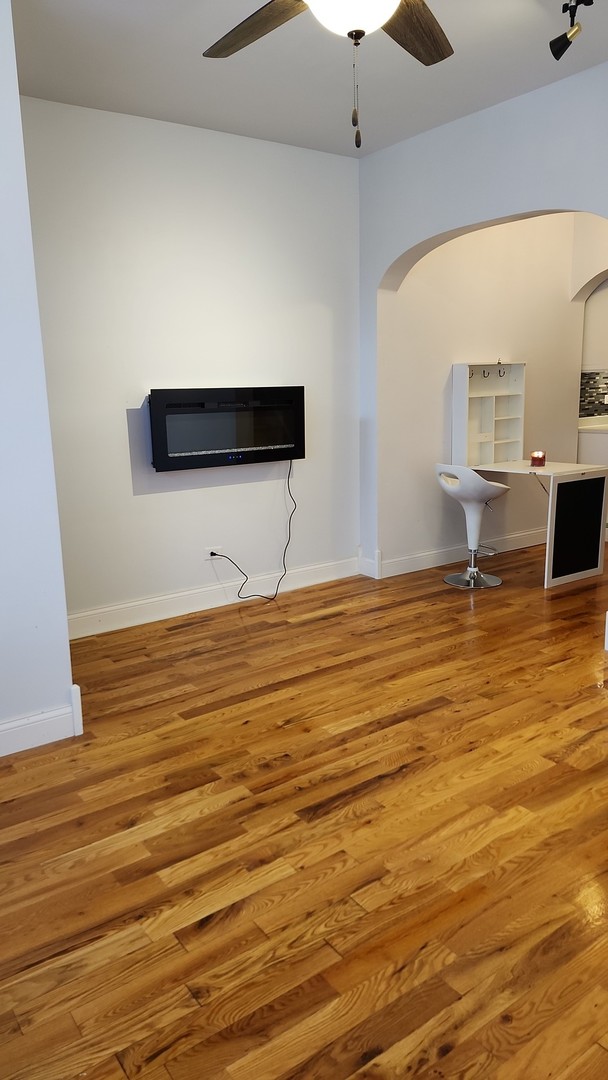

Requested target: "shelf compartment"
[
  {"left": 495, "top": 394, "right": 524, "bottom": 418},
  {"left": 451, "top": 362, "right": 526, "bottom": 466}
]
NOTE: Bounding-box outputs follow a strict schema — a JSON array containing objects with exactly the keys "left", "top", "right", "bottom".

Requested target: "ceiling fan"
[
  {"left": 203, "top": 0, "right": 454, "bottom": 67},
  {"left": 203, "top": 1, "right": 453, "bottom": 149}
]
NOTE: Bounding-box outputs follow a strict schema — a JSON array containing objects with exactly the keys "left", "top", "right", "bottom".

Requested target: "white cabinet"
[
  {"left": 451, "top": 363, "right": 526, "bottom": 467},
  {"left": 578, "top": 430, "right": 608, "bottom": 466}
]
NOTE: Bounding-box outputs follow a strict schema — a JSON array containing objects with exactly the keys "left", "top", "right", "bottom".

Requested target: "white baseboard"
[
  {"left": 68, "top": 558, "right": 360, "bottom": 639},
  {"left": 372, "top": 528, "right": 547, "bottom": 580},
  {"left": 0, "top": 684, "right": 83, "bottom": 758},
  {"left": 68, "top": 528, "right": 551, "bottom": 639}
]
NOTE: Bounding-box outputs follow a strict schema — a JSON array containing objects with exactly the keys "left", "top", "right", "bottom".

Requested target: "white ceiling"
[{"left": 11, "top": 0, "right": 608, "bottom": 158}]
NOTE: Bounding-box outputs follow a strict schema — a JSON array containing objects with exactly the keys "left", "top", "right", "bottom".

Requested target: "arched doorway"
[{"left": 371, "top": 211, "right": 608, "bottom": 580}]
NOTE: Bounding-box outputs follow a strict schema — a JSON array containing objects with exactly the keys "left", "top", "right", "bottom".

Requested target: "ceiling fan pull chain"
[{"left": 352, "top": 35, "right": 362, "bottom": 149}]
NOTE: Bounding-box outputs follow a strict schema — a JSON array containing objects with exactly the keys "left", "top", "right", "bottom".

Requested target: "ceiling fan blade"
[
  {"left": 382, "top": 0, "right": 453, "bottom": 66},
  {"left": 204, "top": 0, "right": 308, "bottom": 58}
]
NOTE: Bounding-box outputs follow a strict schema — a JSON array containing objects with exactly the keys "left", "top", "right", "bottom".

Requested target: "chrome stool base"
[{"left": 443, "top": 566, "right": 502, "bottom": 589}]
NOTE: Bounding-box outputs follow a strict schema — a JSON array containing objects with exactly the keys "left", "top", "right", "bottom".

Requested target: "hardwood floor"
[{"left": 2, "top": 546, "right": 608, "bottom": 1078}]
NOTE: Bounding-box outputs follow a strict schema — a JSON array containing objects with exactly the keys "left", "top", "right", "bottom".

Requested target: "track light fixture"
[
  {"left": 549, "top": 22, "right": 581, "bottom": 59},
  {"left": 549, "top": 0, "right": 593, "bottom": 60}
]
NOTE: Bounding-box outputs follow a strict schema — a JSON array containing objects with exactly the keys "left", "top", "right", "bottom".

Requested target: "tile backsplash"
[{"left": 579, "top": 370, "right": 608, "bottom": 416}]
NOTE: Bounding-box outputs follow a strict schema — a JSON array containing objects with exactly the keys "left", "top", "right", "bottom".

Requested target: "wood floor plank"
[
  {"left": 554, "top": 1043, "right": 608, "bottom": 1079},
  {"left": 335, "top": 972, "right": 501, "bottom": 1080},
  {"left": 473, "top": 932, "right": 608, "bottom": 1064},
  {"left": 413, "top": 1037, "right": 496, "bottom": 1079},
  {"left": 2, "top": 549, "right": 608, "bottom": 1077},
  {"left": 0, "top": 871, "right": 169, "bottom": 982},
  {"left": 493, "top": 985, "right": 608, "bottom": 1077},
  {"left": 12, "top": 934, "right": 183, "bottom": 1034},
  {"left": 1, "top": 1013, "right": 83, "bottom": 1080},
  {"left": 0, "top": 923, "right": 151, "bottom": 1017},
  {"left": 225, "top": 970, "right": 460, "bottom": 1080},
  {"left": 145, "top": 857, "right": 297, "bottom": 939},
  {"left": 117, "top": 944, "right": 340, "bottom": 1077},
  {"left": 162, "top": 973, "right": 336, "bottom": 1079},
  {"left": 72, "top": 981, "right": 200, "bottom": 1043},
  {"left": 66, "top": 1056, "right": 133, "bottom": 1080}
]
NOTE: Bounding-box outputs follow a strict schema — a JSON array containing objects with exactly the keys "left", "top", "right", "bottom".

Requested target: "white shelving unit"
[{"left": 451, "top": 362, "right": 526, "bottom": 467}]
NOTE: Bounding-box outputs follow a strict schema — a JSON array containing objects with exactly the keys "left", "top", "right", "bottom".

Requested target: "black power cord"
[{"left": 209, "top": 459, "right": 297, "bottom": 602}]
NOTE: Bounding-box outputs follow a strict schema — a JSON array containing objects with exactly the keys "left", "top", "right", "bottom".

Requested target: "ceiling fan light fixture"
[{"left": 306, "top": 0, "right": 401, "bottom": 37}]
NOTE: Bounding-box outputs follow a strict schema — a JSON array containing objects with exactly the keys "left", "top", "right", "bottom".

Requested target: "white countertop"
[
  {"left": 479, "top": 460, "right": 608, "bottom": 477},
  {"left": 579, "top": 416, "right": 608, "bottom": 432}
]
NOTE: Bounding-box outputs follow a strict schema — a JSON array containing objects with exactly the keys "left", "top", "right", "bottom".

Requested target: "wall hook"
[{"left": 482, "top": 369, "right": 490, "bottom": 378}]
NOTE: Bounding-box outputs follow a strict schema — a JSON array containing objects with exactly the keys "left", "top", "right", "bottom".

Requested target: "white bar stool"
[{"left": 435, "top": 463, "right": 510, "bottom": 589}]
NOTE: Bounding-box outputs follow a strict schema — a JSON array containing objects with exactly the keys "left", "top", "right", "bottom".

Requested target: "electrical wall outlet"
[{"left": 204, "top": 546, "right": 223, "bottom": 561}]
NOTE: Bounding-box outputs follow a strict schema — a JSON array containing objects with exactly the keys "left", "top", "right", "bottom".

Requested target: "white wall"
[
  {"left": 582, "top": 281, "right": 608, "bottom": 372},
  {"left": 0, "top": 0, "right": 79, "bottom": 755},
  {"left": 359, "top": 63, "right": 608, "bottom": 567},
  {"left": 377, "top": 214, "right": 583, "bottom": 574},
  {"left": 21, "top": 99, "right": 360, "bottom": 636},
  {"left": 578, "top": 273, "right": 608, "bottom": 464},
  {"left": 572, "top": 212, "right": 608, "bottom": 302}
]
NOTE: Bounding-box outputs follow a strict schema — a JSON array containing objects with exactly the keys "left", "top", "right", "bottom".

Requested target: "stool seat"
[{"left": 435, "top": 464, "right": 509, "bottom": 589}]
